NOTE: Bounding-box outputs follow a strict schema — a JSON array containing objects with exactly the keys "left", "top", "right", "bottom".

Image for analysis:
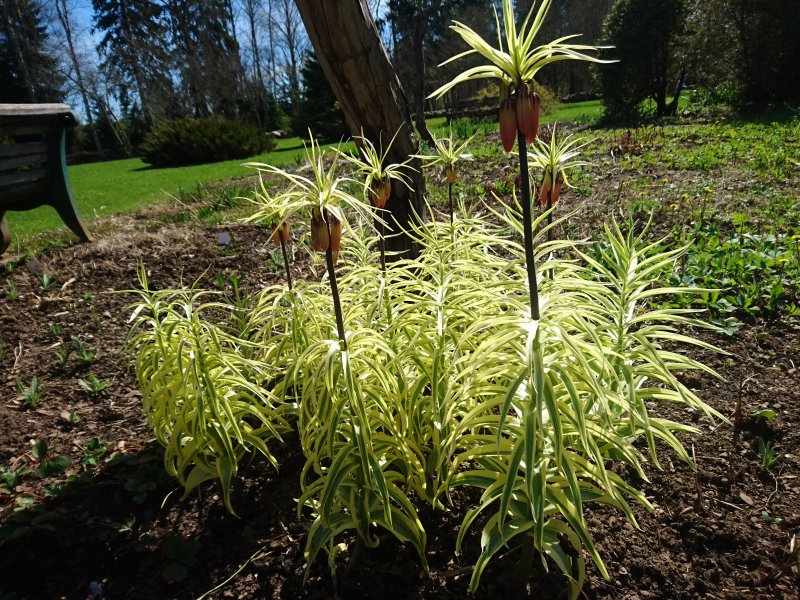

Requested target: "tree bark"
[{"left": 294, "top": 0, "right": 425, "bottom": 255}]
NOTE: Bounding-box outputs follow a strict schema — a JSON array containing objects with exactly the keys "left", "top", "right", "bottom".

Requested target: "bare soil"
[{"left": 1, "top": 154, "right": 799, "bottom": 599}]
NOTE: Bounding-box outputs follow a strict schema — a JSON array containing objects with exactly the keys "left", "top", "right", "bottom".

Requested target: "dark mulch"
[{"left": 0, "top": 208, "right": 798, "bottom": 599}]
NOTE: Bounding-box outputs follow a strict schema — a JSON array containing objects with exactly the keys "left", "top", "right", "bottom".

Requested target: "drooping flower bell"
[
  {"left": 369, "top": 175, "right": 391, "bottom": 209},
  {"left": 310, "top": 209, "right": 329, "bottom": 252},
  {"left": 270, "top": 221, "right": 290, "bottom": 246},
  {"left": 328, "top": 214, "right": 342, "bottom": 265},
  {"left": 516, "top": 82, "right": 541, "bottom": 143},
  {"left": 444, "top": 164, "right": 458, "bottom": 184},
  {"left": 499, "top": 86, "right": 517, "bottom": 153},
  {"left": 311, "top": 208, "right": 342, "bottom": 265},
  {"left": 539, "top": 171, "right": 563, "bottom": 207}
]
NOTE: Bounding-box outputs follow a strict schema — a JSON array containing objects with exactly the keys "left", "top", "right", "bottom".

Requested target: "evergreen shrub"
[{"left": 140, "top": 117, "right": 275, "bottom": 167}]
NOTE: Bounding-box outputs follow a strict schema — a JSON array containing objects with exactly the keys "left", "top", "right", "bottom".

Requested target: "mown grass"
[{"left": 5, "top": 137, "right": 355, "bottom": 241}]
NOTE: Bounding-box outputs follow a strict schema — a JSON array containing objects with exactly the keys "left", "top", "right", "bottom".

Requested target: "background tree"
[
  {"left": 517, "top": 0, "right": 613, "bottom": 98},
  {"left": 290, "top": 53, "right": 348, "bottom": 141},
  {"left": 598, "top": 0, "right": 688, "bottom": 119},
  {"left": 53, "top": 0, "right": 105, "bottom": 157},
  {"left": 387, "top": 0, "right": 493, "bottom": 125},
  {"left": 0, "top": 0, "right": 63, "bottom": 102},
  {"left": 167, "top": 0, "right": 245, "bottom": 119},
  {"left": 294, "top": 0, "right": 425, "bottom": 255},
  {"left": 92, "top": 0, "right": 173, "bottom": 127},
  {"left": 272, "top": 0, "right": 306, "bottom": 114},
  {"left": 729, "top": 0, "right": 800, "bottom": 104}
]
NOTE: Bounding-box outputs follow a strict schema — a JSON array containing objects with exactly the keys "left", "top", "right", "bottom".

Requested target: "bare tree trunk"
[
  {"left": 666, "top": 68, "right": 686, "bottom": 116},
  {"left": 244, "top": 0, "right": 265, "bottom": 124},
  {"left": 294, "top": 0, "right": 425, "bottom": 255},
  {"left": 54, "top": 0, "right": 105, "bottom": 158},
  {"left": 279, "top": 0, "right": 302, "bottom": 110},
  {"left": 266, "top": 0, "right": 278, "bottom": 98}
]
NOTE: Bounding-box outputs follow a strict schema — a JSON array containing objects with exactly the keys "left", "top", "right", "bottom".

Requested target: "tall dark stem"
[
  {"left": 278, "top": 230, "right": 293, "bottom": 290},
  {"left": 546, "top": 180, "right": 554, "bottom": 243},
  {"left": 373, "top": 212, "right": 393, "bottom": 325},
  {"left": 518, "top": 131, "right": 541, "bottom": 320},
  {"left": 325, "top": 221, "right": 347, "bottom": 350},
  {"left": 448, "top": 182, "right": 454, "bottom": 228},
  {"left": 377, "top": 214, "right": 387, "bottom": 273}
]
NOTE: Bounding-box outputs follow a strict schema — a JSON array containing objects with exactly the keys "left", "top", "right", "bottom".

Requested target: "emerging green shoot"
[
  {"left": 72, "top": 338, "right": 98, "bottom": 364},
  {"left": 16, "top": 376, "right": 43, "bottom": 408},
  {"left": 78, "top": 374, "right": 111, "bottom": 396}
]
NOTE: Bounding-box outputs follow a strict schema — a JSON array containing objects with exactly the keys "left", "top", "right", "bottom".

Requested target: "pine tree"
[
  {"left": 167, "top": 0, "right": 245, "bottom": 118},
  {"left": 0, "top": 0, "right": 63, "bottom": 103},
  {"left": 291, "top": 52, "right": 348, "bottom": 142},
  {"left": 92, "top": 0, "right": 174, "bottom": 127}
]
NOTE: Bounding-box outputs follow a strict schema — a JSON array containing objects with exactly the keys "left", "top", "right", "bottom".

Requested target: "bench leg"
[
  {"left": 52, "top": 198, "right": 92, "bottom": 243},
  {"left": 47, "top": 130, "right": 92, "bottom": 244},
  {"left": 0, "top": 213, "right": 10, "bottom": 255}
]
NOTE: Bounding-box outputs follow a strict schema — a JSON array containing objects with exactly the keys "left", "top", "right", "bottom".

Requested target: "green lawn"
[
  {"left": 3, "top": 99, "right": 617, "bottom": 243},
  {"left": 544, "top": 99, "right": 603, "bottom": 124},
  {"left": 4, "top": 137, "right": 354, "bottom": 241}
]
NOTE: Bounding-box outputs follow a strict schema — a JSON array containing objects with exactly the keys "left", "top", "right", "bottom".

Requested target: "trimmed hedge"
[{"left": 141, "top": 118, "right": 275, "bottom": 167}]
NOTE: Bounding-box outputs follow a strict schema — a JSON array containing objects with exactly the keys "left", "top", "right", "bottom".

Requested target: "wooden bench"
[{"left": 1, "top": 104, "right": 92, "bottom": 255}]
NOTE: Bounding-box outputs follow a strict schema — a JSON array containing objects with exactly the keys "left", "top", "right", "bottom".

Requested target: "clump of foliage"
[
  {"left": 125, "top": 271, "right": 291, "bottom": 514},
  {"left": 140, "top": 117, "right": 275, "bottom": 167},
  {"left": 128, "top": 149, "right": 723, "bottom": 598},
  {"left": 126, "top": 3, "right": 726, "bottom": 597}
]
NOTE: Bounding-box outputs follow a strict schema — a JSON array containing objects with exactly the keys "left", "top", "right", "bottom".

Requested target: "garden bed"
[
  {"left": 1, "top": 120, "right": 799, "bottom": 599},
  {"left": 1, "top": 214, "right": 797, "bottom": 599}
]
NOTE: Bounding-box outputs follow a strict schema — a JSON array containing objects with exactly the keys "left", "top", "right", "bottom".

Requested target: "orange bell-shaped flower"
[
  {"left": 369, "top": 176, "right": 391, "bottom": 209},
  {"left": 311, "top": 210, "right": 330, "bottom": 252},
  {"left": 499, "top": 98, "right": 517, "bottom": 153},
  {"left": 539, "top": 172, "right": 563, "bottom": 207},
  {"left": 271, "top": 221, "right": 290, "bottom": 246}
]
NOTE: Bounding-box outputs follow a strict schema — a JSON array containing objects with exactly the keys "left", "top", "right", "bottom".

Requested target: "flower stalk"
[
  {"left": 278, "top": 228, "right": 293, "bottom": 290},
  {"left": 518, "top": 130, "right": 541, "bottom": 320},
  {"left": 325, "top": 218, "right": 347, "bottom": 350}
]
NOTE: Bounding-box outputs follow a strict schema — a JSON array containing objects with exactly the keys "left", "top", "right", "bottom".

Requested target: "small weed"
[
  {"left": 54, "top": 341, "right": 70, "bottom": 367},
  {"left": 31, "top": 439, "right": 71, "bottom": 477},
  {"left": 78, "top": 374, "right": 110, "bottom": 396},
  {"left": 751, "top": 407, "right": 777, "bottom": 421},
  {"left": 761, "top": 510, "right": 783, "bottom": 526},
  {"left": 0, "top": 340, "right": 5, "bottom": 362},
  {"left": 16, "top": 376, "right": 43, "bottom": 408},
  {"left": 43, "top": 483, "right": 64, "bottom": 497},
  {"left": 1, "top": 467, "right": 29, "bottom": 494},
  {"left": 90, "top": 314, "right": 102, "bottom": 329},
  {"left": 758, "top": 438, "right": 780, "bottom": 472},
  {"left": 5, "top": 279, "right": 18, "bottom": 301},
  {"left": 48, "top": 322, "right": 63, "bottom": 338},
  {"left": 161, "top": 536, "right": 202, "bottom": 583},
  {"left": 72, "top": 338, "right": 98, "bottom": 364},
  {"left": 38, "top": 273, "right": 55, "bottom": 292},
  {"left": 81, "top": 438, "right": 109, "bottom": 466}
]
